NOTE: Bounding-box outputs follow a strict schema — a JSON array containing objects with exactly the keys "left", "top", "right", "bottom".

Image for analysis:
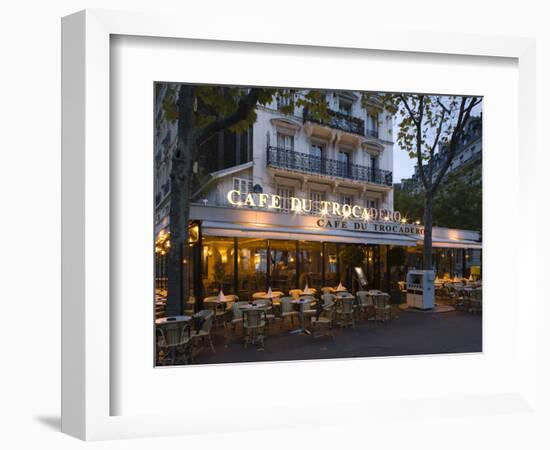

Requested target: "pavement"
[{"left": 186, "top": 308, "right": 482, "bottom": 365}]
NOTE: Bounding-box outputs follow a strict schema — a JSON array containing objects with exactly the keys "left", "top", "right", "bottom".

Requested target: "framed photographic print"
[{"left": 62, "top": 9, "right": 538, "bottom": 441}]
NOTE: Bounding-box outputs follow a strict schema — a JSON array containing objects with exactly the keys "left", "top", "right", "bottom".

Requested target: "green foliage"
[
  {"left": 213, "top": 261, "right": 226, "bottom": 286},
  {"left": 393, "top": 188, "right": 424, "bottom": 224},
  {"left": 394, "top": 162, "right": 482, "bottom": 231},
  {"left": 160, "top": 85, "right": 329, "bottom": 139},
  {"left": 430, "top": 164, "right": 482, "bottom": 231}
]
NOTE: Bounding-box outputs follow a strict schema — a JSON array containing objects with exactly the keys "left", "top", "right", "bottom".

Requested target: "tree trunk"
[
  {"left": 422, "top": 193, "right": 434, "bottom": 270},
  {"left": 166, "top": 86, "right": 196, "bottom": 316}
]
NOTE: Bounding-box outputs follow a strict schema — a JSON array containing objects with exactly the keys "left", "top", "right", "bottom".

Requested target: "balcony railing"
[
  {"left": 267, "top": 146, "right": 392, "bottom": 186},
  {"left": 303, "top": 108, "right": 365, "bottom": 136}
]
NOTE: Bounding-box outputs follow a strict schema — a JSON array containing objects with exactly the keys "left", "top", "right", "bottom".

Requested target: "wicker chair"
[
  {"left": 321, "top": 293, "right": 336, "bottom": 307},
  {"left": 190, "top": 309, "right": 215, "bottom": 356},
  {"left": 356, "top": 290, "right": 370, "bottom": 320},
  {"left": 254, "top": 299, "right": 276, "bottom": 328},
  {"left": 300, "top": 296, "right": 318, "bottom": 325},
  {"left": 310, "top": 301, "right": 335, "bottom": 339},
  {"left": 203, "top": 296, "right": 227, "bottom": 329},
  {"left": 230, "top": 301, "right": 249, "bottom": 333},
  {"left": 374, "top": 294, "right": 391, "bottom": 323},
  {"left": 243, "top": 309, "right": 266, "bottom": 348},
  {"left": 156, "top": 321, "right": 191, "bottom": 365},
  {"left": 336, "top": 296, "right": 355, "bottom": 329},
  {"left": 279, "top": 296, "right": 298, "bottom": 330}
]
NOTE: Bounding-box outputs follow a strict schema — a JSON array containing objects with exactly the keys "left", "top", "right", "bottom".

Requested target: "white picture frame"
[{"left": 61, "top": 9, "right": 538, "bottom": 441}]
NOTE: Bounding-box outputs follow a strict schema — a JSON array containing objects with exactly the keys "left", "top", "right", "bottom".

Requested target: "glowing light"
[
  {"left": 415, "top": 221, "right": 421, "bottom": 225},
  {"left": 401, "top": 218, "right": 407, "bottom": 224}
]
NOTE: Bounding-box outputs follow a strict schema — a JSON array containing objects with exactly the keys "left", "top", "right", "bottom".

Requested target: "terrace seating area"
[
  {"left": 433, "top": 277, "right": 483, "bottom": 314},
  {"left": 155, "top": 284, "right": 420, "bottom": 365}
]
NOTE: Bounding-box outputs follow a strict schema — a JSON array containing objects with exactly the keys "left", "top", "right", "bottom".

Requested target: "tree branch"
[
  {"left": 399, "top": 94, "right": 418, "bottom": 126},
  {"left": 428, "top": 109, "right": 447, "bottom": 182},
  {"left": 414, "top": 95, "right": 430, "bottom": 192}
]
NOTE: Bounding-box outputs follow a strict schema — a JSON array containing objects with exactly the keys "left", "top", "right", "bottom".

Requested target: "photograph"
[{"left": 153, "top": 84, "right": 483, "bottom": 366}]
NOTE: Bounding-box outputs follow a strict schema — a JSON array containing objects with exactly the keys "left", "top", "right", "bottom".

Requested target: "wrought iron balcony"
[
  {"left": 303, "top": 108, "right": 365, "bottom": 136},
  {"left": 267, "top": 146, "right": 392, "bottom": 186}
]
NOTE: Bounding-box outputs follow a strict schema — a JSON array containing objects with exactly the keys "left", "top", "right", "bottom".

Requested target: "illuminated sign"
[{"left": 226, "top": 189, "right": 405, "bottom": 223}]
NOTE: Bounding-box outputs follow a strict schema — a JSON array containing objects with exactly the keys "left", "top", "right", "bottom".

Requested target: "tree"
[
  {"left": 374, "top": 94, "right": 482, "bottom": 269},
  {"left": 393, "top": 187, "right": 424, "bottom": 224},
  {"left": 431, "top": 165, "right": 482, "bottom": 231},
  {"left": 159, "top": 85, "right": 328, "bottom": 315},
  {"left": 394, "top": 164, "right": 482, "bottom": 232}
]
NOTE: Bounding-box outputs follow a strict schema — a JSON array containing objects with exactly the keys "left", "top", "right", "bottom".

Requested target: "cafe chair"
[
  {"left": 310, "top": 301, "right": 335, "bottom": 339},
  {"left": 156, "top": 321, "right": 191, "bottom": 365},
  {"left": 280, "top": 296, "right": 298, "bottom": 330},
  {"left": 300, "top": 296, "right": 318, "bottom": 325},
  {"left": 253, "top": 299, "right": 276, "bottom": 329},
  {"left": 203, "top": 295, "right": 227, "bottom": 329},
  {"left": 243, "top": 308, "right": 266, "bottom": 349},
  {"left": 321, "top": 293, "right": 336, "bottom": 307},
  {"left": 230, "top": 301, "right": 249, "bottom": 333},
  {"left": 190, "top": 309, "right": 215, "bottom": 357},
  {"left": 356, "top": 290, "right": 370, "bottom": 320},
  {"left": 374, "top": 294, "right": 391, "bottom": 323},
  {"left": 336, "top": 296, "right": 355, "bottom": 329}
]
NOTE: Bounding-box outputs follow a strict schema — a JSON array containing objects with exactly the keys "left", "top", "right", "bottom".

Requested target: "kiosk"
[{"left": 406, "top": 270, "right": 435, "bottom": 310}]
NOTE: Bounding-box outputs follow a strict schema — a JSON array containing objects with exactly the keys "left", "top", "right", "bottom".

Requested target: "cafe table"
[
  {"left": 290, "top": 297, "right": 313, "bottom": 335},
  {"left": 155, "top": 315, "right": 192, "bottom": 326}
]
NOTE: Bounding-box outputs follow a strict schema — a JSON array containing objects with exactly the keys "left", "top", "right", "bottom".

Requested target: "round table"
[
  {"left": 239, "top": 303, "right": 269, "bottom": 311},
  {"left": 256, "top": 293, "right": 281, "bottom": 304},
  {"left": 290, "top": 298, "right": 312, "bottom": 335},
  {"left": 155, "top": 315, "right": 192, "bottom": 325}
]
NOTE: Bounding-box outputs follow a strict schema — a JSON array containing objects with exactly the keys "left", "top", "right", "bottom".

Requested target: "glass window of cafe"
[
  {"left": 269, "top": 239, "right": 297, "bottom": 292},
  {"left": 201, "top": 236, "right": 236, "bottom": 297},
  {"left": 195, "top": 234, "right": 436, "bottom": 302},
  {"left": 237, "top": 238, "right": 268, "bottom": 300},
  {"left": 299, "top": 241, "right": 323, "bottom": 292}
]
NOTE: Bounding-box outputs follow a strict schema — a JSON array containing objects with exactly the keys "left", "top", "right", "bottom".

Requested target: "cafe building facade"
[{"left": 154, "top": 87, "right": 482, "bottom": 308}]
